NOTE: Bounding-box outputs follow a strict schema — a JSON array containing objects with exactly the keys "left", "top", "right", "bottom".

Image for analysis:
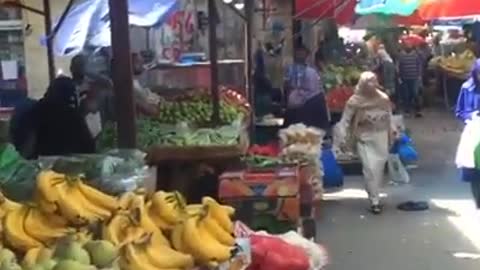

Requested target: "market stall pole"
[
  {"left": 108, "top": 0, "right": 137, "bottom": 148},
  {"left": 208, "top": 0, "right": 220, "bottom": 124},
  {"left": 245, "top": 0, "right": 254, "bottom": 136},
  {"left": 42, "top": 0, "right": 55, "bottom": 81}
]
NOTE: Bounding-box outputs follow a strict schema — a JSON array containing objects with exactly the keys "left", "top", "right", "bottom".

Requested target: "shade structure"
[
  {"left": 417, "top": 0, "right": 480, "bottom": 20},
  {"left": 394, "top": 11, "right": 426, "bottom": 26},
  {"left": 295, "top": 0, "right": 357, "bottom": 25},
  {"left": 50, "top": 0, "right": 179, "bottom": 56},
  {"left": 355, "top": 0, "right": 421, "bottom": 16}
]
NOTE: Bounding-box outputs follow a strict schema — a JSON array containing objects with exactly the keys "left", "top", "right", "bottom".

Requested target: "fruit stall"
[
  {"left": 429, "top": 48, "right": 475, "bottom": 109},
  {"left": 0, "top": 143, "right": 328, "bottom": 270},
  {"left": 96, "top": 85, "right": 252, "bottom": 202}
]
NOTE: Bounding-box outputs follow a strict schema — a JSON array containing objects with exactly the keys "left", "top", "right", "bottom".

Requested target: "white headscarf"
[{"left": 347, "top": 71, "right": 391, "bottom": 110}]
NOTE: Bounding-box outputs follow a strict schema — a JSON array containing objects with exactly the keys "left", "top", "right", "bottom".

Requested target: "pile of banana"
[
  {"left": 0, "top": 169, "right": 239, "bottom": 270},
  {"left": 109, "top": 190, "right": 238, "bottom": 269}
]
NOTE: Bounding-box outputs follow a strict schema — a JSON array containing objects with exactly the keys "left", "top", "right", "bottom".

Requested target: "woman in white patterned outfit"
[{"left": 338, "top": 72, "right": 394, "bottom": 214}]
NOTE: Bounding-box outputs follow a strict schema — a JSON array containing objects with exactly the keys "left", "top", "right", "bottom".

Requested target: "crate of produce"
[{"left": 218, "top": 166, "right": 300, "bottom": 234}]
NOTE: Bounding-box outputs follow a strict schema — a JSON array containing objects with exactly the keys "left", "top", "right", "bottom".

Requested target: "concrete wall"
[{"left": 22, "top": 0, "right": 71, "bottom": 99}]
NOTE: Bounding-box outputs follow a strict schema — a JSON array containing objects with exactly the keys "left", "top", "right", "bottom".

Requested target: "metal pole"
[
  {"left": 108, "top": 0, "right": 137, "bottom": 148},
  {"left": 208, "top": 0, "right": 220, "bottom": 124},
  {"left": 43, "top": 0, "right": 55, "bottom": 81},
  {"left": 245, "top": 0, "right": 254, "bottom": 133}
]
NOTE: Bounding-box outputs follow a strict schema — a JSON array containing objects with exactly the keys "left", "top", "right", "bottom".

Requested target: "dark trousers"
[
  {"left": 472, "top": 181, "right": 480, "bottom": 209},
  {"left": 400, "top": 79, "right": 420, "bottom": 113}
]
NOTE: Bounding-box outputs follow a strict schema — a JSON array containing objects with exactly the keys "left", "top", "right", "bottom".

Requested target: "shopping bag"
[
  {"left": 456, "top": 116, "right": 480, "bottom": 168},
  {"left": 475, "top": 141, "right": 480, "bottom": 170},
  {"left": 321, "top": 147, "right": 344, "bottom": 189},
  {"left": 388, "top": 154, "right": 410, "bottom": 184},
  {"left": 398, "top": 142, "right": 418, "bottom": 163}
]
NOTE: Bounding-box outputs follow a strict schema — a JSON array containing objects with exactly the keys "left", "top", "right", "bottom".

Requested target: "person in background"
[
  {"left": 284, "top": 44, "right": 330, "bottom": 131},
  {"left": 337, "top": 72, "right": 394, "bottom": 214},
  {"left": 397, "top": 43, "right": 422, "bottom": 117},
  {"left": 378, "top": 46, "right": 396, "bottom": 100},
  {"left": 456, "top": 59, "right": 480, "bottom": 210},
  {"left": 131, "top": 53, "right": 161, "bottom": 117},
  {"left": 15, "top": 77, "right": 95, "bottom": 158}
]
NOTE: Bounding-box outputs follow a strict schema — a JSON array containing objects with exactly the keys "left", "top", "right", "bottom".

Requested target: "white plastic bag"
[
  {"left": 388, "top": 154, "right": 410, "bottom": 184},
  {"left": 455, "top": 116, "right": 480, "bottom": 168}
]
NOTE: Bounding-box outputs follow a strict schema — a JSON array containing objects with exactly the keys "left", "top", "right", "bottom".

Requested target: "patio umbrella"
[
  {"left": 355, "top": 0, "right": 421, "bottom": 16},
  {"left": 417, "top": 0, "right": 480, "bottom": 20},
  {"left": 295, "top": 0, "right": 357, "bottom": 25}
]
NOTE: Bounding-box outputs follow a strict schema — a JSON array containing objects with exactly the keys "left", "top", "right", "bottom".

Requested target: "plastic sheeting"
[{"left": 49, "top": 0, "right": 179, "bottom": 56}]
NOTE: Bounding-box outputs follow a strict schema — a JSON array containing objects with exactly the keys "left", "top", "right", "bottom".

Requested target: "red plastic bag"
[{"left": 248, "top": 234, "right": 310, "bottom": 270}]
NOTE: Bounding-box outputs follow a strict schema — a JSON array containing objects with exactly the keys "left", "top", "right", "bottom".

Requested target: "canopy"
[
  {"left": 355, "top": 0, "right": 420, "bottom": 16},
  {"left": 50, "top": 0, "right": 179, "bottom": 56},
  {"left": 417, "top": 0, "right": 480, "bottom": 20},
  {"left": 295, "top": 0, "right": 357, "bottom": 25}
]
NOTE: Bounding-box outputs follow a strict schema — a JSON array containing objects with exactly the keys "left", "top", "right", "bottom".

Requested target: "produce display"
[
  {"left": 0, "top": 170, "right": 239, "bottom": 270},
  {"left": 325, "top": 86, "right": 354, "bottom": 112},
  {"left": 429, "top": 49, "right": 475, "bottom": 78},
  {"left": 99, "top": 119, "right": 244, "bottom": 150},
  {"left": 157, "top": 87, "right": 249, "bottom": 125},
  {"left": 279, "top": 124, "right": 325, "bottom": 201},
  {"left": 322, "top": 64, "right": 361, "bottom": 90}
]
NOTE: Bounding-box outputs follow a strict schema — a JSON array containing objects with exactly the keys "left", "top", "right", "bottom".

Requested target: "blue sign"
[{"left": 356, "top": 0, "right": 420, "bottom": 16}]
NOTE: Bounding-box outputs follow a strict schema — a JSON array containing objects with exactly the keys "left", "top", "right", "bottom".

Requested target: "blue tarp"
[{"left": 49, "top": 0, "right": 179, "bottom": 56}]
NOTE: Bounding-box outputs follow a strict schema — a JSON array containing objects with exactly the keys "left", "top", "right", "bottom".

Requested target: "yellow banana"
[
  {"left": 76, "top": 181, "right": 118, "bottom": 212},
  {"left": 202, "top": 197, "right": 234, "bottom": 233},
  {"left": 102, "top": 214, "right": 131, "bottom": 246},
  {"left": 23, "top": 207, "right": 72, "bottom": 245},
  {"left": 34, "top": 192, "right": 58, "bottom": 214},
  {"left": 54, "top": 183, "right": 91, "bottom": 225},
  {"left": 150, "top": 191, "right": 182, "bottom": 225},
  {"left": 36, "top": 170, "right": 65, "bottom": 202},
  {"left": 120, "top": 226, "right": 148, "bottom": 247},
  {"left": 199, "top": 210, "right": 235, "bottom": 246},
  {"left": 129, "top": 197, "right": 170, "bottom": 247},
  {"left": 22, "top": 247, "right": 42, "bottom": 268},
  {"left": 0, "top": 192, "right": 21, "bottom": 219},
  {"left": 3, "top": 206, "right": 44, "bottom": 251},
  {"left": 70, "top": 184, "right": 112, "bottom": 221},
  {"left": 136, "top": 236, "right": 194, "bottom": 269},
  {"left": 120, "top": 243, "right": 158, "bottom": 270},
  {"left": 146, "top": 202, "right": 174, "bottom": 230},
  {"left": 182, "top": 215, "right": 234, "bottom": 264},
  {"left": 170, "top": 221, "right": 186, "bottom": 252}
]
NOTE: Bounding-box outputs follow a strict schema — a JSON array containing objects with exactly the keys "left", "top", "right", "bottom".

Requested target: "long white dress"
[{"left": 340, "top": 104, "right": 391, "bottom": 205}]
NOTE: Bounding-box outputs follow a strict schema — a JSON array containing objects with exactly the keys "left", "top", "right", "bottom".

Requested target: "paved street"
[{"left": 318, "top": 110, "right": 480, "bottom": 270}]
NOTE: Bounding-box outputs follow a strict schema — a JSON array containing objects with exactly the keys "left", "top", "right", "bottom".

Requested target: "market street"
[{"left": 318, "top": 110, "right": 480, "bottom": 270}]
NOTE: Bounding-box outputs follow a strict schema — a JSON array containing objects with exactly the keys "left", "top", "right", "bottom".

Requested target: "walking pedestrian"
[
  {"left": 397, "top": 44, "right": 422, "bottom": 117},
  {"left": 456, "top": 59, "right": 480, "bottom": 209},
  {"left": 337, "top": 72, "right": 394, "bottom": 214}
]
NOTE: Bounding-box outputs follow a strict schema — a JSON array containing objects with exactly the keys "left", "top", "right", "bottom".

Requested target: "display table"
[{"left": 438, "top": 68, "right": 467, "bottom": 110}]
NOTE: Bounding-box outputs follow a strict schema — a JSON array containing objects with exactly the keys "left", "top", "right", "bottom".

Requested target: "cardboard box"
[{"left": 219, "top": 166, "right": 300, "bottom": 233}]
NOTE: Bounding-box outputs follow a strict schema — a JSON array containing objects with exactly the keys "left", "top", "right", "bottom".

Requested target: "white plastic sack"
[
  {"left": 388, "top": 154, "right": 410, "bottom": 184},
  {"left": 455, "top": 116, "right": 480, "bottom": 169}
]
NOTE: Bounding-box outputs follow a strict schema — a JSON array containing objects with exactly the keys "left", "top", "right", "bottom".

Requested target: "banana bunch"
[
  {"left": 119, "top": 234, "right": 194, "bottom": 270},
  {"left": 36, "top": 170, "right": 118, "bottom": 225},
  {"left": 147, "top": 191, "right": 186, "bottom": 230},
  {"left": 3, "top": 204, "right": 75, "bottom": 252},
  {"left": 170, "top": 197, "right": 237, "bottom": 267}
]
